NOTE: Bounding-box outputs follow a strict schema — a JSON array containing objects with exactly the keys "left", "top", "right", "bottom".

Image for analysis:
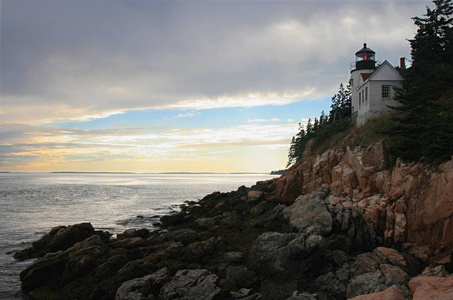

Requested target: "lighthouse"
[{"left": 349, "top": 43, "right": 403, "bottom": 125}]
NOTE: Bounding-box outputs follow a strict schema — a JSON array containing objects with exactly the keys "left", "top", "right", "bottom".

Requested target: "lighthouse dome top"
[{"left": 355, "top": 43, "right": 375, "bottom": 57}]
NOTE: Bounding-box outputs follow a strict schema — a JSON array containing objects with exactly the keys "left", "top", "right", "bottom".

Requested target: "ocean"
[{"left": 0, "top": 172, "right": 276, "bottom": 299}]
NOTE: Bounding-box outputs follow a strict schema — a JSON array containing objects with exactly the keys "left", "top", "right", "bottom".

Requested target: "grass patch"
[
  {"left": 346, "top": 113, "right": 396, "bottom": 148},
  {"left": 312, "top": 121, "right": 354, "bottom": 155}
]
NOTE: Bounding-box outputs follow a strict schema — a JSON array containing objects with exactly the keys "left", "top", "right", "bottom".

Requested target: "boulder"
[
  {"left": 379, "top": 264, "right": 409, "bottom": 286},
  {"left": 346, "top": 270, "right": 387, "bottom": 298},
  {"left": 161, "top": 229, "right": 198, "bottom": 245},
  {"left": 282, "top": 188, "right": 332, "bottom": 235},
  {"left": 159, "top": 269, "right": 226, "bottom": 300},
  {"left": 409, "top": 274, "right": 453, "bottom": 300},
  {"left": 223, "top": 251, "right": 244, "bottom": 264},
  {"left": 349, "top": 284, "right": 405, "bottom": 300},
  {"left": 249, "top": 232, "right": 323, "bottom": 279},
  {"left": 226, "top": 265, "right": 257, "bottom": 289},
  {"left": 14, "top": 223, "right": 96, "bottom": 260},
  {"left": 420, "top": 264, "right": 448, "bottom": 277},
  {"left": 250, "top": 201, "right": 271, "bottom": 216},
  {"left": 286, "top": 292, "right": 318, "bottom": 300},
  {"left": 374, "top": 247, "right": 407, "bottom": 268},
  {"left": 20, "top": 253, "right": 68, "bottom": 293},
  {"left": 230, "top": 288, "right": 262, "bottom": 300},
  {"left": 115, "top": 268, "right": 170, "bottom": 300}
]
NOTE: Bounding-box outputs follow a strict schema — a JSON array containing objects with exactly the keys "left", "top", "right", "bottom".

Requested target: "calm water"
[{"left": 0, "top": 172, "right": 276, "bottom": 299}]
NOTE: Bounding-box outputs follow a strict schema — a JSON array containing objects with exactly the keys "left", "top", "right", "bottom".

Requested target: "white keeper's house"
[{"left": 350, "top": 43, "right": 404, "bottom": 125}]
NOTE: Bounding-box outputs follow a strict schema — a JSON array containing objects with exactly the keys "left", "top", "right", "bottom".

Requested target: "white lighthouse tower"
[
  {"left": 350, "top": 43, "right": 377, "bottom": 123},
  {"left": 350, "top": 43, "right": 403, "bottom": 125}
]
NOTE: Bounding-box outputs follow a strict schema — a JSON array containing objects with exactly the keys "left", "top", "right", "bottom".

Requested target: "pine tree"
[
  {"left": 329, "top": 83, "right": 352, "bottom": 122},
  {"left": 391, "top": 0, "right": 453, "bottom": 162}
]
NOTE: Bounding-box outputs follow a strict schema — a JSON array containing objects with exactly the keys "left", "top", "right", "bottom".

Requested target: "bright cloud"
[
  {"left": 0, "top": 122, "right": 297, "bottom": 172},
  {"left": 174, "top": 112, "right": 200, "bottom": 118},
  {"left": 248, "top": 118, "right": 281, "bottom": 123}
]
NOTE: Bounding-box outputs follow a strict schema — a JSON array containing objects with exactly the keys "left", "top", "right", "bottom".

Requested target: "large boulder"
[
  {"left": 349, "top": 284, "right": 405, "bottom": 300},
  {"left": 409, "top": 274, "right": 453, "bottom": 300},
  {"left": 14, "top": 223, "right": 96, "bottom": 260},
  {"left": 281, "top": 188, "right": 332, "bottom": 236},
  {"left": 249, "top": 231, "right": 323, "bottom": 280},
  {"left": 159, "top": 269, "right": 227, "bottom": 300},
  {"left": 115, "top": 268, "right": 170, "bottom": 300},
  {"left": 346, "top": 247, "right": 410, "bottom": 299}
]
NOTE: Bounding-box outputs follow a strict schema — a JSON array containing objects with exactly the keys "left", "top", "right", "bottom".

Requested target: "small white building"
[{"left": 350, "top": 43, "right": 404, "bottom": 125}]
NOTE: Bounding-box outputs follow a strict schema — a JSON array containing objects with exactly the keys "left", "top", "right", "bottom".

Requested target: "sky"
[{"left": 0, "top": 0, "right": 433, "bottom": 173}]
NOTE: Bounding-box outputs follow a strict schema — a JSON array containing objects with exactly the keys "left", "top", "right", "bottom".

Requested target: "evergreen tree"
[
  {"left": 320, "top": 110, "right": 327, "bottom": 126},
  {"left": 313, "top": 118, "right": 319, "bottom": 131},
  {"left": 391, "top": 0, "right": 453, "bottom": 162},
  {"left": 329, "top": 83, "right": 352, "bottom": 122},
  {"left": 286, "top": 83, "right": 352, "bottom": 167},
  {"left": 306, "top": 118, "right": 313, "bottom": 137}
]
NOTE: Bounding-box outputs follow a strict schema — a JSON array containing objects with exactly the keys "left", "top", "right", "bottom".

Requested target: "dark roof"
[
  {"left": 355, "top": 43, "right": 375, "bottom": 56},
  {"left": 361, "top": 73, "right": 373, "bottom": 81}
]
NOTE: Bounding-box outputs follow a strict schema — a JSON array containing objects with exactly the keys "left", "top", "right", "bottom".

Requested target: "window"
[
  {"left": 365, "top": 87, "right": 368, "bottom": 101},
  {"left": 359, "top": 92, "right": 362, "bottom": 106},
  {"left": 362, "top": 90, "right": 365, "bottom": 104},
  {"left": 382, "top": 85, "right": 390, "bottom": 99}
]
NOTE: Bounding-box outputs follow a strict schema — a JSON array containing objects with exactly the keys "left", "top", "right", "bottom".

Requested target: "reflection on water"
[{"left": 0, "top": 172, "right": 276, "bottom": 299}]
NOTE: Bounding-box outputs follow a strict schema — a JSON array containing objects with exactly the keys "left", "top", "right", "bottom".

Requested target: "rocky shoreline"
[{"left": 13, "top": 140, "right": 453, "bottom": 300}]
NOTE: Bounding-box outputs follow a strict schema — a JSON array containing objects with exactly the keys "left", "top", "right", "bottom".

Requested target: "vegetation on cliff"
[{"left": 287, "top": 83, "right": 352, "bottom": 167}]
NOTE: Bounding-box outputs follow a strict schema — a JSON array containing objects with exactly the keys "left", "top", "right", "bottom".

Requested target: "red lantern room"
[{"left": 354, "top": 43, "right": 376, "bottom": 70}]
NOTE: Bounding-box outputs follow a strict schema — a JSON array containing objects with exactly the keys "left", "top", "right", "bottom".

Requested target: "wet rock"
[
  {"left": 159, "top": 269, "right": 226, "bottom": 300},
  {"left": 14, "top": 223, "right": 96, "bottom": 260},
  {"left": 112, "top": 237, "right": 146, "bottom": 249},
  {"left": 230, "top": 288, "right": 262, "bottom": 300},
  {"left": 195, "top": 217, "right": 221, "bottom": 229},
  {"left": 420, "top": 264, "right": 448, "bottom": 277},
  {"left": 117, "top": 228, "right": 150, "bottom": 240},
  {"left": 161, "top": 229, "right": 198, "bottom": 245},
  {"left": 115, "top": 268, "right": 170, "bottom": 300},
  {"left": 250, "top": 201, "right": 271, "bottom": 216},
  {"left": 286, "top": 291, "right": 318, "bottom": 300},
  {"left": 20, "top": 253, "right": 68, "bottom": 293},
  {"left": 379, "top": 263, "right": 409, "bottom": 286},
  {"left": 349, "top": 284, "right": 405, "bottom": 300},
  {"left": 346, "top": 270, "right": 387, "bottom": 298},
  {"left": 223, "top": 251, "right": 244, "bottom": 264},
  {"left": 226, "top": 265, "right": 257, "bottom": 289},
  {"left": 374, "top": 247, "right": 407, "bottom": 268},
  {"left": 249, "top": 231, "right": 323, "bottom": 280}
]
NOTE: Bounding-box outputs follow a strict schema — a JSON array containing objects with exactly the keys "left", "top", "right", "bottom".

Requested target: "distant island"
[
  {"left": 50, "top": 171, "right": 136, "bottom": 174},
  {"left": 270, "top": 169, "right": 287, "bottom": 175}
]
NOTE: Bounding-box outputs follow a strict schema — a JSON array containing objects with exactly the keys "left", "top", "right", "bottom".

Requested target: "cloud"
[
  {"left": 174, "top": 112, "right": 200, "bottom": 118},
  {"left": 248, "top": 118, "right": 281, "bottom": 123},
  {"left": 1, "top": 0, "right": 432, "bottom": 124},
  {"left": 0, "top": 122, "right": 298, "bottom": 170}
]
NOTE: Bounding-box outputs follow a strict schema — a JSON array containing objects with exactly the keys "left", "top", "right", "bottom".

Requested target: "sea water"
[{"left": 0, "top": 172, "right": 276, "bottom": 299}]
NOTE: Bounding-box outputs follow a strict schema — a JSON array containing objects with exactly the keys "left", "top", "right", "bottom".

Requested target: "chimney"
[{"left": 400, "top": 57, "right": 406, "bottom": 69}]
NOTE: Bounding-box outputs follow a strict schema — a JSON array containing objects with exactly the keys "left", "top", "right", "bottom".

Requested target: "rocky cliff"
[{"left": 269, "top": 139, "right": 453, "bottom": 263}]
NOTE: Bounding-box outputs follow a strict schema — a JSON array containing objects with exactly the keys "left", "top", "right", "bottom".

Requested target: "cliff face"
[{"left": 268, "top": 139, "right": 453, "bottom": 261}]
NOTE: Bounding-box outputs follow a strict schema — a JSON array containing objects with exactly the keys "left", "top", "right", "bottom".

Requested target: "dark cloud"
[{"left": 1, "top": 0, "right": 432, "bottom": 123}]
